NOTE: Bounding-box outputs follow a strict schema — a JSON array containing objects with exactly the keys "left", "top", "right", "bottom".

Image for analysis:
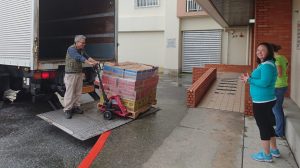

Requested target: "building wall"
[
  {"left": 118, "top": 32, "right": 164, "bottom": 67},
  {"left": 292, "top": 0, "right": 300, "bottom": 107},
  {"left": 180, "top": 17, "right": 225, "bottom": 67},
  {"left": 227, "top": 28, "right": 249, "bottom": 65},
  {"left": 119, "top": 0, "right": 165, "bottom": 16},
  {"left": 164, "top": 0, "right": 180, "bottom": 72},
  {"left": 118, "top": 0, "right": 180, "bottom": 74},
  {"left": 254, "top": 0, "right": 292, "bottom": 96},
  {"left": 180, "top": 18, "right": 249, "bottom": 66},
  {"left": 177, "top": 0, "right": 207, "bottom": 17},
  {"left": 180, "top": 17, "right": 222, "bottom": 30},
  {"left": 118, "top": 0, "right": 249, "bottom": 74},
  {"left": 118, "top": 0, "right": 165, "bottom": 32}
]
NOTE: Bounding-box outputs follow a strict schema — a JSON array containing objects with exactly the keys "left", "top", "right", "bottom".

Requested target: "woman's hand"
[{"left": 240, "top": 73, "right": 250, "bottom": 83}]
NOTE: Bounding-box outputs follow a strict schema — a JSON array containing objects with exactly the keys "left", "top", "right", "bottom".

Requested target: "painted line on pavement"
[{"left": 78, "top": 131, "right": 111, "bottom": 168}]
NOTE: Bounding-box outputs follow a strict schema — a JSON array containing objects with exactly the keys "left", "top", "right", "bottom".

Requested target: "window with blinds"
[
  {"left": 136, "top": 0, "right": 160, "bottom": 8},
  {"left": 186, "top": 0, "right": 202, "bottom": 12}
]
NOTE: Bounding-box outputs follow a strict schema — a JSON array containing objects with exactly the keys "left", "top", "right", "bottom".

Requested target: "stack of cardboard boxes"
[{"left": 99, "top": 62, "right": 159, "bottom": 118}]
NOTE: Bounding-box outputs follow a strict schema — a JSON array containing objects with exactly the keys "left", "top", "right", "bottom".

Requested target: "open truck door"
[
  {"left": 0, "top": 0, "right": 38, "bottom": 69},
  {"left": 0, "top": 0, "right": 38, "bottom": 95},
  {"left": 36, "top": 0, "right": 127, "bottom": 140},
  {"left": 0, "top": 0, "right": 118, "bottom": 104}
]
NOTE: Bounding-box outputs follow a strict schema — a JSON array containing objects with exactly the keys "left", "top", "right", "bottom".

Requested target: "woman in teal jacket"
[{"left": 241, "top": 42, "right": 279, "bottom": 162}]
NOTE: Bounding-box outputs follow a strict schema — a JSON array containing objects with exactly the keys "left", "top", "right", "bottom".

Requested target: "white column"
[{"left": 163, "top": 0, "right": 180, "bottom": 74}]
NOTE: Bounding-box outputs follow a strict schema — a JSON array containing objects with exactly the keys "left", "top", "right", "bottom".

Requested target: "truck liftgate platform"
[{"left": 37, "top": 101, "right": 159, "bottom": 141}]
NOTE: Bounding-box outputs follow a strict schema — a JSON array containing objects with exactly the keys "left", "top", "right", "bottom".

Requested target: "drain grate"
[
  {"left": 218, "top": 85, "right": 237, "bottom": 88},
  {"left": 216, "top": 88, "right": 237, "bottom": 91},
  {"left": 221, "top": 78, "right": 238, "bottom": 82},
  {"left": 214, "top": 77, "right": 239, "bottom": 95},
  {"left": 214, "top": 91, "right": 225, "bottom": 94},
  {"left": 219, "top": 82, "right": 237, "bottom": 85}
]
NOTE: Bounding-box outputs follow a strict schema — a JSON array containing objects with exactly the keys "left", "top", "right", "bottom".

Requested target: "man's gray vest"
[{"left": 65, "top": 45, "right": 86, "bottom": 73}]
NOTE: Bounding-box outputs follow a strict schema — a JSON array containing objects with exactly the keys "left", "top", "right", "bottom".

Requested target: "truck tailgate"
[
  {"left": 37, "top": 101, "right": 159, "bottom": 141},
  {"left": 37, "top": 101, "right": 132, "bottom": 141}
]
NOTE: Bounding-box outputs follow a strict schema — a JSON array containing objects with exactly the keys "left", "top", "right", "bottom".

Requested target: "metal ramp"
[{"left": 37, "top": 101, "right": 159, "bottom": 141}]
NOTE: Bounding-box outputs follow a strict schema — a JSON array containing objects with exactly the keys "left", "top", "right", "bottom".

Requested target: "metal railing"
[
  {"left": 136, "top": 0, "right": 160, "bottom": 8},
  {"left": 186, "top": 0, "right": 202, "bottom": 12}
]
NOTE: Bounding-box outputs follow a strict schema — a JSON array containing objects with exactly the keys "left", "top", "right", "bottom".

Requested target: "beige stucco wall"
[
  {"left": 291, "top": 0, "right": 300, "bottom": 107},
  {"left": 118, "top": 0, "right": 249, "bottom": 73},
  {"left": 164, "top": 0, "right": 180, "bottom": 71},
  {"left": 118, "top": 0, "right": 180, "bottom": 73},
  {"left": 119, "top": 16, "right": 165, "bottom": 32},
  {"left": 226, "top": 27, "right": 249, "bottom": 65},
  {"left": 118, "top": 32, "right": 164, "bottom": 67},
  {"left": 180, "top": 17, "right": 222, "bottom": 30},
  {"left": 119, "top": 0, "right": 165, "bottom": 16},
  {"left": 118, "top": 0, "right": 165, "bottom": 32}
]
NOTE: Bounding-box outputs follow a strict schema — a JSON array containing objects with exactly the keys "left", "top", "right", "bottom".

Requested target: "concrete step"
[{"left": 284, "top": 98, "right": 300, "bottom": 166}]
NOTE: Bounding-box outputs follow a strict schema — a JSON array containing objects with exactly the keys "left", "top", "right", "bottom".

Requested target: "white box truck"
[{"left": 0, "top": 0, "right": 118, "bottom": 106}]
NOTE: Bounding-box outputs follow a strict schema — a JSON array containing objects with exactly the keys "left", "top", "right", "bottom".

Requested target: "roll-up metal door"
[
  {"left": 0, "top": 0, "right": 36, "bottom": 68},
  {"left": 182, "top": 30, "right": 222, "bottom": 73}
]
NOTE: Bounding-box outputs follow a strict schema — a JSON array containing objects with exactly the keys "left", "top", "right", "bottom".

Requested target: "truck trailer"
[{"left": 0, "top": 0, "right": 118, "bottom": 106}]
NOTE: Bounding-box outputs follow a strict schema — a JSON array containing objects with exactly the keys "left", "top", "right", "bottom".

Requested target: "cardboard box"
[
  {"left": 103, "top": 62, "right": 158, "bottom": 81},
  {"left": 99, "top": 62, "right": 159, "bottom": 116}
]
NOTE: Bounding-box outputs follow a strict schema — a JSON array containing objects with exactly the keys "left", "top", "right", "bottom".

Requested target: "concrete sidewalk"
[
  {"left": 90, "top": 74, "right": 298, "bottom": 168},
  {"left": 140, "top": 73, "right": 298, "bottom": 168},
  {"left": 141, "top": 106, "right": 298, "bottom": 168},
  {"left": 244, "top": 116, "right": 297, "bottom": 168},
  {"left": 142, "top": 107, "right": 243, "bottom": 168}
]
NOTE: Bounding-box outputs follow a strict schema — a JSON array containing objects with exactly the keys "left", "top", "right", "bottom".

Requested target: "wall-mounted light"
[{"left": 249, "top": 19, "right": 255, "bottom": 24}]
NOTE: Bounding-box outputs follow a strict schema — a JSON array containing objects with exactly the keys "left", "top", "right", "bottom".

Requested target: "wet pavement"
[
  {"left": 0, "top": 96, "right": 97, "bottom": 168},
  {"left": 0, "top": 74, "right": 192, "bottom": 168},
  {"left": 141, "top": 107, "right": 244, "bottom": 168},
  {"left": 91, "top": 74, "right": 192, "bottom": 168},
  {"left": 0, "top": 74, "right": 298, "bottom": 168}
]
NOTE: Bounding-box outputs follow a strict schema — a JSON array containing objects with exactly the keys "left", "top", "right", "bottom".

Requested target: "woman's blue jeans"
[{"left": 272, "top": 87, "right": 288, "bottom": 137}]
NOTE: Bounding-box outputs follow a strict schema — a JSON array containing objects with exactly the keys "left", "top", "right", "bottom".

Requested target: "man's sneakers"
[
  {"left": 270, "top": 148, "right": 281, "bottom": 158},
  {"left": 64, "top": 110, "right": 72, "bottom": 119},
  {"left": 275, "top": 134, "right": 286, "bottom": 140},
  {"left": 73, "top": 106, "right": 84, "bottom": 114},
  {"left": 251, "top": 151, "right": 273, "bottom": 162}
]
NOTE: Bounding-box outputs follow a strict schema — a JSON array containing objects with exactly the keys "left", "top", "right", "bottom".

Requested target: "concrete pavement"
[
  {"left": 0, "top": 74, "right": 298, "bottom": 167},
  {"left": 244, "top": 116, "right": 297, "bottom": 168},
  {"left": 142, "top": 107, "right": 244, "bottom": 168},
  {"left": 91, "top": 74, "right": 299, "bottom": 168},
  {"left": 140, "top": 107, "right": 298, "bottom": 168}
]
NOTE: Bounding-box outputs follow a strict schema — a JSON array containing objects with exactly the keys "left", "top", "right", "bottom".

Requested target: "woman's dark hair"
[
  {"left": 256, "top": 42, "right": 275, "bottom": 64},
  {"left": 271, "top": 43, "right": 282, "bottom": 52}
]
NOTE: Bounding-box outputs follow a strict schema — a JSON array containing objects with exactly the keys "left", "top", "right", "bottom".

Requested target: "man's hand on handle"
[
  {"left": 85, "top": 59, "right": 99, "bottom": 66},
  {"left": 88, "top": 57, "right": 99, "bottom": 66}
]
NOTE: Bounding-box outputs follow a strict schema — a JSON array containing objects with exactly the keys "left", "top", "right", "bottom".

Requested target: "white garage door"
[{"left": 182, "top": 30, "right": 222, "bottom": 73}]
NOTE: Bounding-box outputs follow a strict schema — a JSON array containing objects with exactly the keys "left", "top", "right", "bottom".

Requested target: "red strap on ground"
[{"left": 78, "top": 131, "right": 111, "bottom": 168}]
